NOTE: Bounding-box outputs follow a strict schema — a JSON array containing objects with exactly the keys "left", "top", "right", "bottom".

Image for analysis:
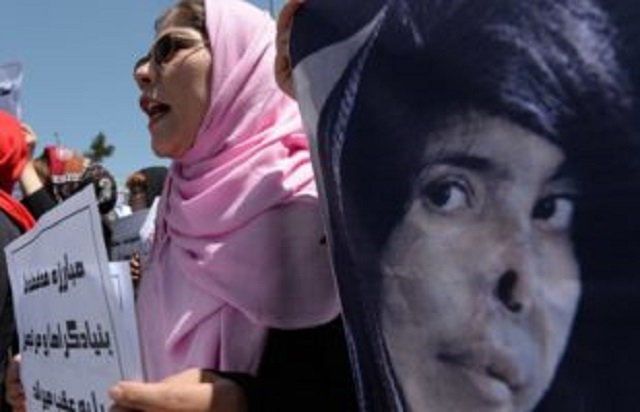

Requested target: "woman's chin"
[
  {"left": 149, "top": 134, "right": 183, "bottom": 159},
  {"left": 151, "top": 142, "right": 180, "bottom": 159}
]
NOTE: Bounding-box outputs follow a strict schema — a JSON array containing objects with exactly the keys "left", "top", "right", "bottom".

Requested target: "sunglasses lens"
[
  {"left": 153, "top": 35, "right": 175, "bottom": 65},
  {"left": 146, "top": 34, "right": 206, "bottom": 69}
]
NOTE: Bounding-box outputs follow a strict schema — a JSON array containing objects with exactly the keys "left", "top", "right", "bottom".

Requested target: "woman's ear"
[{"left": 275, "top": 0, "right": 305, "bottom": 99}]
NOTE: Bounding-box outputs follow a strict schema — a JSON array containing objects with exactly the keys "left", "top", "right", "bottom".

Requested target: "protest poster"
[
  {"left": 5, "top": 186, "right": 142, "bottom": 412},
  {"left": 290, "top": 0, "right": 640, "bottom": 410},
  {"left": 0, "top": 61, "right": 23, "bottom": 119}
]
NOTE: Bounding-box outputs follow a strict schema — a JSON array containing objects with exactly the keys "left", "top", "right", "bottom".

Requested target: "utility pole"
[{"left": 269, "top": 0, "right": 275, "bottom": 17}]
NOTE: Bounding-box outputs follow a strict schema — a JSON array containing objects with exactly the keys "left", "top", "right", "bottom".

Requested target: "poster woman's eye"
[
  {"left": 532, "top": 195, "right": 576, "bottom": 232},
  {"left": 420, "top": 179, "right": 471, "bottom": 213}
]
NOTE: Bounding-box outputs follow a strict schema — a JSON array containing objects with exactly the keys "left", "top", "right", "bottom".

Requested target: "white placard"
[
  {"left": 109, "top": 209, "right": 150, "bottom": 262},
  {"left": 107, "top": 261, "right": 142, "bottom": 380},
  {"left": 5, "top": 186, "right": 142, "bottom": 412}
]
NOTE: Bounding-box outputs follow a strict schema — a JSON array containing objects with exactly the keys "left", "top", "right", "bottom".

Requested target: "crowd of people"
[{"left": 0, "top": 0, "right": 638, "bottom": 411}]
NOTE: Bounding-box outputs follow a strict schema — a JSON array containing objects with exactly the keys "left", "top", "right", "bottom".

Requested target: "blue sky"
[{"left": 0, "top": 0, "right": 284, "bottom": 186}]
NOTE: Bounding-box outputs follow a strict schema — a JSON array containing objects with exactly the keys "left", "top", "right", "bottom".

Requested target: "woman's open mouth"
[{"left": 140, "top": 96, "right": 171, "bottom": 127}]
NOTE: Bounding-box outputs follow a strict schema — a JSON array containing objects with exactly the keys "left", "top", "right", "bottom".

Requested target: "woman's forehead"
[
  {"left": 422, "top": 114, "right": 569, "bottom": 180},
  {"left": 157, "top": 9, "right": 202, "bottom": 35},
  {"left": 426, "top": 111, "right": 563, "bottom": 154},
  {"left": 155, "top": 26, "right": 203, "bottom": 40}
]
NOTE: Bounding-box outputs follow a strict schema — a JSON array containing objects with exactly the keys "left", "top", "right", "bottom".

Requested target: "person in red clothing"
[{"left": 0, "top": 110, "right": 35, "bottom": 411}]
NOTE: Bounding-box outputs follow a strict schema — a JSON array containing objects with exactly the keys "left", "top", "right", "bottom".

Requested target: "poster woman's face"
[{"left": 380, "top": 114, "right": 580, "bottom": 411}]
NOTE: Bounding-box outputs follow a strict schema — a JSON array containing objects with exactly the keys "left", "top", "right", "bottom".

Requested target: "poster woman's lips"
[{"left": 437, "top": 345, "right": 524, "bottom": 403}]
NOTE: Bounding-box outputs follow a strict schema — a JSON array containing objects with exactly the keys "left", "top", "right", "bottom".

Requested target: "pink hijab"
[{"left": 136, "top": 0, "right": 339, "bottom": 379}]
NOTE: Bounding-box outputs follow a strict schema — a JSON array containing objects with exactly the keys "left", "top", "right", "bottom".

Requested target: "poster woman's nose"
[{"left": 494, "top": 269, "right": 531, "bottom": 314}]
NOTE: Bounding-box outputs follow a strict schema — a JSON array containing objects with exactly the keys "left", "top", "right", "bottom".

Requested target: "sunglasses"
[{"left": 135, "top": 32, "right": 207, "bottom": 70}]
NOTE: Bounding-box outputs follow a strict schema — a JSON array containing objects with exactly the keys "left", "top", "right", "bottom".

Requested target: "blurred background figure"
[
  {"left": 111, "top": 166, "right": 168, "bottom": 290},
  {"left": 30, "top": 145, "right": 118, "bottom": 255},
  {"left": 32, "top": 145, "right": 118, "bottom": 217},
  {"left": 125, "top": 166, "right": 168, "bottom": 212}
]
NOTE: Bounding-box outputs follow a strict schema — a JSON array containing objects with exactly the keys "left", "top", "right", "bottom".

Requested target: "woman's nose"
[
  {"left": 494, "top": 269, "right": 528, "bottom": 313},
  {"left": 489, "top": 225, "right": 536, "bottom": 315},
  {"left": 133, "top": 57, "right": 154, "bottom": 89}
]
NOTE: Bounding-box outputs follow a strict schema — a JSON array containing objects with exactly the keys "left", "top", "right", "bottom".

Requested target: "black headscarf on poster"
[{"left": 292, "top": 0, "right": 640, "bottom": 410}]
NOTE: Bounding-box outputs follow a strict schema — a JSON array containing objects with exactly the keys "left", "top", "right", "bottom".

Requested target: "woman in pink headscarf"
[{"left": 108, "top": 0, "right": 354, "bottom": 410}]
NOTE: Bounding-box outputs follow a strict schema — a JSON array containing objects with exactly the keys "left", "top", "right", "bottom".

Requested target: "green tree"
[{"left": 85, "top": 132, "right": 115, "bottom": 163}]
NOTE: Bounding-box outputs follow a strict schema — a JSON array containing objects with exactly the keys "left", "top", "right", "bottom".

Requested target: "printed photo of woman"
[{"left": 283, "top": 0, "right": 640, "bottom": 410}]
